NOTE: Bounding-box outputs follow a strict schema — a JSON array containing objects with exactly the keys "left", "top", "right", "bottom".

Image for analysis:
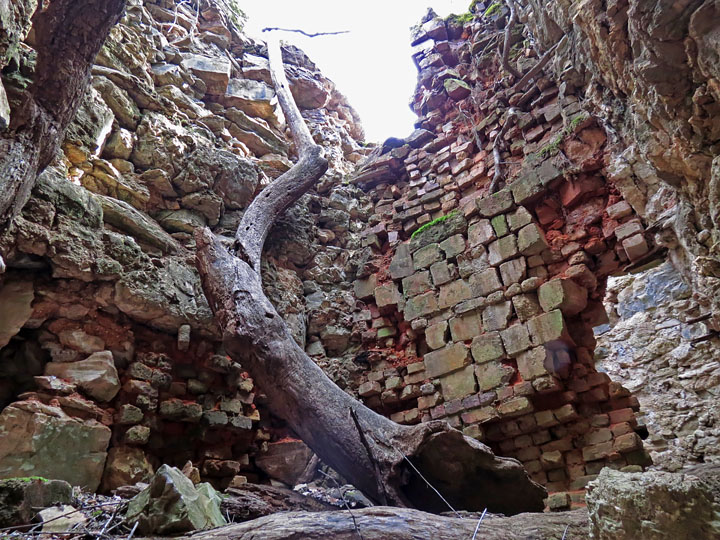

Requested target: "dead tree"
[
  {"left": 188, "top": 507, "right": 589, "bottom": 540},
  {"left": 195, "top": 34, "right": 546, "bottom": 514},
  {"left": 0, "top": 0, "right": 127, "bottom": 264}
]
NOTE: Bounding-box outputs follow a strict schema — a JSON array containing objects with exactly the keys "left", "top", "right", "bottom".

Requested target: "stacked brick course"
[{"left": 350, "top": 6, "right": 654, "bottom": 502}]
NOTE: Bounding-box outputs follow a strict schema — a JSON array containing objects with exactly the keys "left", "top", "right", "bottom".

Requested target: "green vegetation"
[
  {"left": 13, "top": 476, "right": 50, "bottom": 483},
  {"left": 534, "top": 114, "right": 589, "bottom": 159},
  {"left": 444, "top": 78, "right": 471, "bottom": 92},
  {"left": 445, "top": 12, "right": 475, "bottom": 24},
  {"left": 225, "top": 0, "right": 247, "bottom": 30},
  {"left": 411, "top": 211, "right": 459, "bottom": 239},
  {"left": 484, "top": 2, "right": 503, "bottom": 17}
]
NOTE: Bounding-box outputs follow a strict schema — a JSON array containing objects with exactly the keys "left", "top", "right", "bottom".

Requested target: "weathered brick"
[
  {"left": 470, "top": 332, "right": 505, "bottom": 363},
  {"left": 439, "top": 234, "right": 466, "bottom": 258},
  {"left": 512, "top": 293, "right": 543, "bottom": 322},
  {"left": 425, "top": 321, "right": 448, "bottom": 350},
  {"left": 488, "top": 234, "right": 518, "bottom": 265},
  {"left": 540, "top": 450, "right": 564, "bottom": 470},
  {"left": 424, "top": 342, "right": 470, "bottom": 378},
  {"left": 359, "top": 380, "right": 382, "bottom": 397},
  {"left": 468, "top": 219, "right": 495, "bottom": 246},
  {"left": 500, "top": 323, "right": 531, "bottom": 356},
  {"left": 482, "top": 301, "right": 512, "bottom": 332},
  {"left": 490, "top": 214, "right": 509, "bottom": 237},
  {"left": 389, "top": 243, "right": 415, "bottom": 279},
  {"left": 449, "top": 312, "right": 482, "bottom": 341},
  {"left": 516, "top": 346, "right": 550, "bottom": 380},
  {"left": 613, "top": 432, "right": 642, "bottom": 453},
  {"left": 585, "top": 428, "right": 612, "bottom": 445},
  {"left": 409, "top": 211, "right": 467, "bottom": 252},
  {"left": 606, "top": 201, "right": 632, "bottom": 220},
  {"left": 475, "top": 361, "right": 514, "bottom": 391},
  {"left": 438, "top": 279, "right": 472, "bottom": 309},
  {"left": 508, "top": 206, "right": 533, "bottom": 231},
  {"left": 417, "top": 392, "right": 442, "bottom": 410},
  {"left": 403, "top": 291, "right": 438, "bottom": 320},
  {"left": 476, "top": 189, "right": 514, "bottom": 217},
  {"left": 615, "top": 220, "right": 643, "bottom": 240},
  {"left": 375, "top": 283, "right": 402, "bottom": 308},
  {"left": 429, "top": 261, "right": 455, "bottom": 286},
  {"left": 354, "top": 275, "right": 378, "bottom": 300},
  {"left": 469, "top": 268, "right": 502, "bottom": 296},
  {"left": 439, "top": 365, "right": 477, "bottom": 400},
  {"left": 517, "top": 223, "right": 549, "bottom": 255},
  {"left": 402, "top": 271, "right": 433, "bottom": 297},
  {"left": 457, "top": 246, "right": 489, "bottom": 278},
  {"left": 538, "top": 278, "right": 588, "bottom": 316},
  {"left": 413, "top": 243, "right": 443, "bottom": 269},
  {"left": 497, "top": 397, "right": 533, "bottom": 417},
  {"left": 499, "top": 257, "right": 527, "bottom": 286},
  {"left": 461, "top": 406, "right": 499, "bottom": 425},
  {"left": 622, "top": 233, "right": 649, "bottom": 261},
  {"left": 527, "top": 310, "right": 572, "bottom": 346},
  {"left": 582, "top": 441, "right": 613, "bottom": 462}
]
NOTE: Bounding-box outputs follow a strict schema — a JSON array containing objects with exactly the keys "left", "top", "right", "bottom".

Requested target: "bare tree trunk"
[
  {"left": 0, "top": 0, "right": 127, "bottom": 230},
  {"left": 195, "top": 37, "right": 546, "bottom": 515},
  {"left": 187, "top": 507, "right": 589, "bottom": 540}
]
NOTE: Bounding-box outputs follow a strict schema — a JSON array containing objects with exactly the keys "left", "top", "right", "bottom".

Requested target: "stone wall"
[
  {"left": 348, "top": 6, "right": 655, "bottom": 502},
  {"left": 597, "top": 262, "right": 720, "bottom": 472},
  {"left": 0, "top": 0, "right": 368, "bottom": 492}
]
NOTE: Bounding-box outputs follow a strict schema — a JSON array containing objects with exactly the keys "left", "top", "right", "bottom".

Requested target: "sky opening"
[{"left": 240, "top": 0, "right": 473, "bottom": 143}]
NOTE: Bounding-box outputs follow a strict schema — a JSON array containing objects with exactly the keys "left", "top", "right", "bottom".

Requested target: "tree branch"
[
  {"left": 232, "top": 34, "right": 328, "bottom": 272},
  {"left": 262, "top": 27, "right": 350, "bottom": 38}
]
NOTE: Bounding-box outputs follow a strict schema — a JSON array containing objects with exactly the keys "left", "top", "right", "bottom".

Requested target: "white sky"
[{"left": 241, "top": 0, "right": 472, "bottom": 143}]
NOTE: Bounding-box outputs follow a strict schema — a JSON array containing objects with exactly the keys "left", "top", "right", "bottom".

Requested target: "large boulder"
[
  {"left": 44, "top": 350, "right": 121, "bottom": 402},
  {"left": 0, "top": 400, "right": 111, "bottom": 491},
  {"left": 101, "top": 446, "right": 154, "bottom": 493},
  {"left": 0, "top": 279, "right": 34, "bottom": 348},
  {"left": 254, "top": 440, "right": 314, "bottom": 486},
  {"left": 586, "top": 468, "right": 720, "bottom": 539},
  {"left": 0, "top": 478, "right": 72, "bottom": 527},
  {"left": 125, "top": 464, "right": 226, "bottom": 534}
]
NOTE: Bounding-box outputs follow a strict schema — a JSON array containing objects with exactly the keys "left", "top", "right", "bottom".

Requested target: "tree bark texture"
[
  {"left": 187, "top": 507, "right": 589, "bottom": 540},
  {"left": 0, "top": 0, "right": 127, "bottom": 230},
  {"left": 195, "top": 38, "right": 546, "bottom": 515}
]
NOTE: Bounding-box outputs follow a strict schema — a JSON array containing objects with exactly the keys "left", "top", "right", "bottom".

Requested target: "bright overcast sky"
[{"left": 241, "top": 0, "right": 472, "bottom": 143}]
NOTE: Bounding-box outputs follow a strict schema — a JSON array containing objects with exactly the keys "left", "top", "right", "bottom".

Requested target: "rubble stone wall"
[{"left": 348, "top": 6, "right": 655, "bottom": 500}]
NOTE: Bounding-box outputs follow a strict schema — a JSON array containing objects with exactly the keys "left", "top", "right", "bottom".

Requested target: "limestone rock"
[
  {"left": 181, "top": 54, "right": 231, "bottom": 95},
  {"left": 101, "top": 446, "right": 154, "bottom": 493},
  {"left": 0, "top": 279, "right": 34, "bottom": 348},
  {"left": 38, "top": 505, "right": 87, "bottom": 533},
  {"left": 0, "top": 400, "right": 111, "bottom": 491},
  {"left": 44, "top": 351, "right": 121, "bottom": 402},
  {"left": 586, "top": 468, "right": 720, "bottom": 540},
  {"left": 223, "top": 78, "right": 276, "bottom": 120},
  {"left": 0, "top": 478, "right": 72, "bottom": 527},
  {"left": 255, "top": 440, "right": 314, "bottom": 486},
  {"left": 125, "top": 464, "right": 227, "bottom": 534}
]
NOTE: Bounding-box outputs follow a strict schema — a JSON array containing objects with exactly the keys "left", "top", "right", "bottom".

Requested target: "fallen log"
[{"left": 186, "top": 507, "right": 589, "bottom": 540}]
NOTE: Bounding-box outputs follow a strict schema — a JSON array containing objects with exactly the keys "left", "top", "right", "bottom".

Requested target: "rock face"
[
  {"left": 125, "top": 464, "right": 227, "bottom": 534},
  {"left": 44, "top": 351, "right": 120, "bottom": 402},
  {"left": 0, "top": 477, "right": 73, "bottom": 527},
  {"left": 586, "top": 468, "right": 720, "bottom": 539},
  {"left": 516, "top": 0, "right": 720, "bottom": 336},
  {"left": 0, "top": 0, "right": 368, "bottom": 492},
  {"left": 597, "top": 262, "right": 720, "bottom": 471},
  {"left": 0, "top": 400, "right": 111, "bottom": 491}
]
